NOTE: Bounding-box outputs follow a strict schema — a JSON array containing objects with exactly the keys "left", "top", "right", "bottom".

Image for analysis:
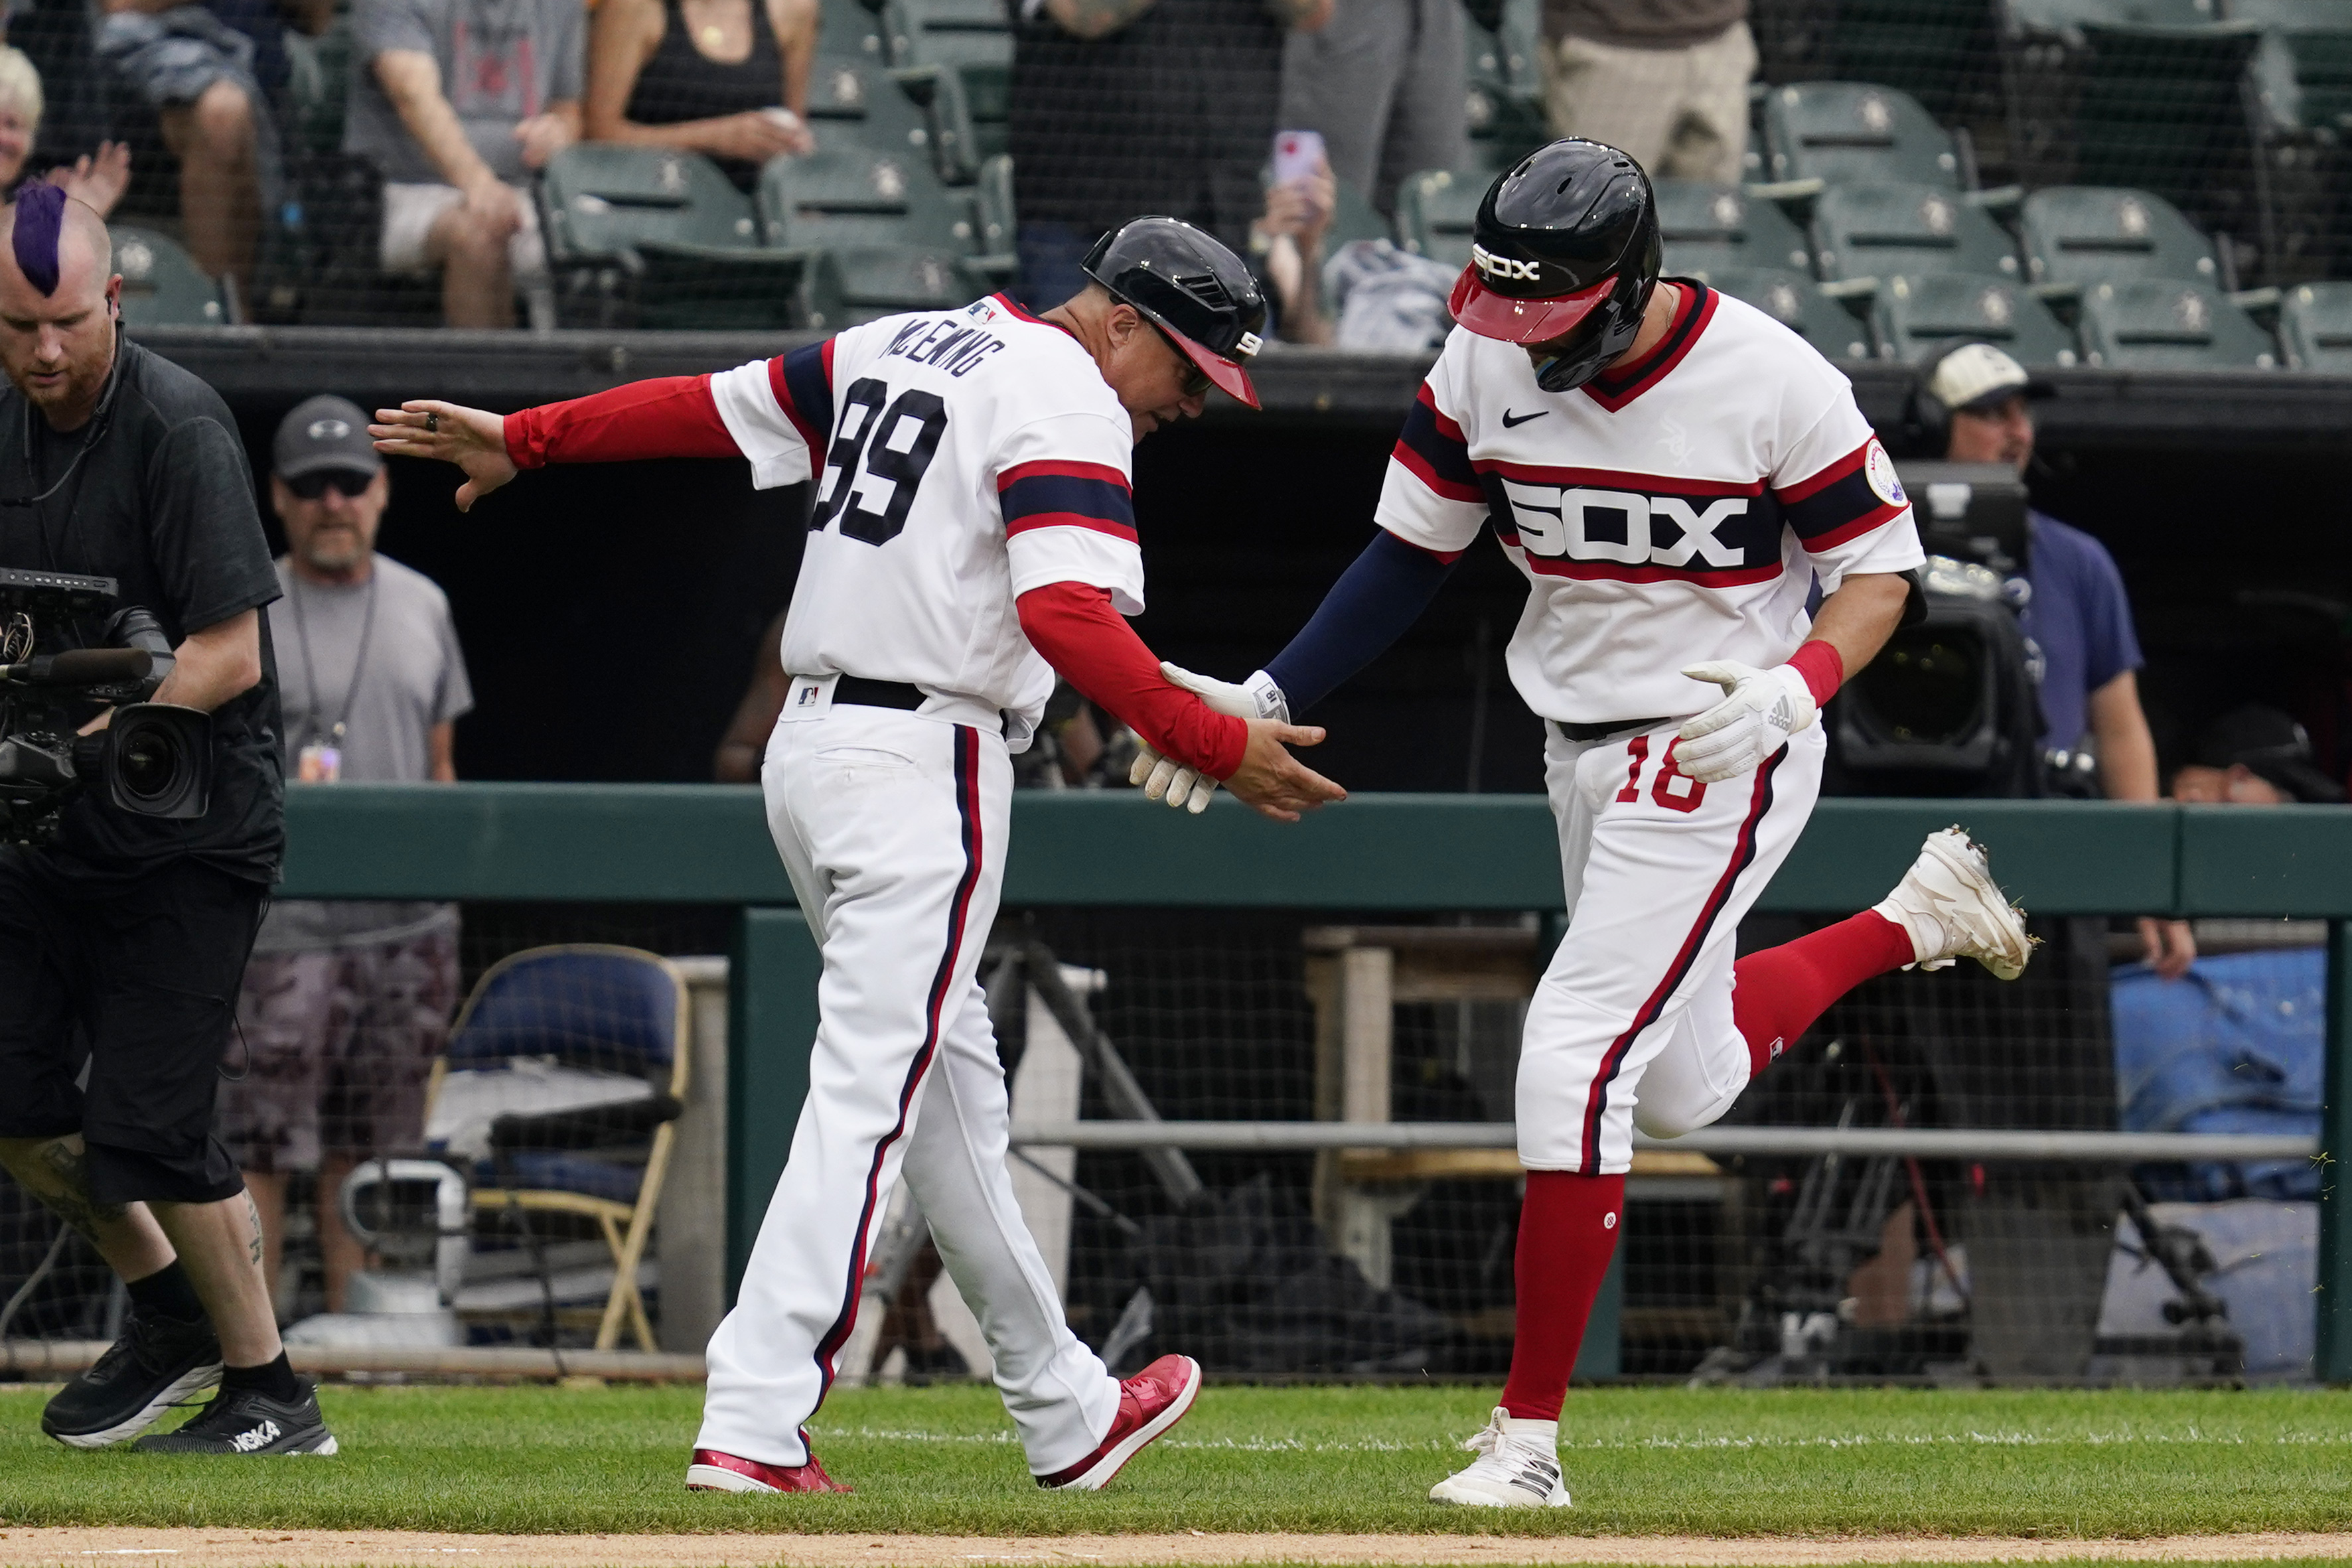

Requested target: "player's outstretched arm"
[
  {"left": 1222, "top": 717, "right": 1346, "bottom": 823},
  {"left": 370, "top": 401, "right": 516, "bottom": 512}
]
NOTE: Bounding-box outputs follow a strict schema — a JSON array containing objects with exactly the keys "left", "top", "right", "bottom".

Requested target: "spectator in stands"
[
  {"left": 1252, "top": 149, "right": 1333, "bottom": 344},
  {"left": 583, "top": 0, "right": 816, "bottom": 193},
  {"left": 1274, "top": 0, "right": 1464, "bottom": 219},
  {"left": 96, "top": 0, "right": 283, "bottom": 296},
  {"left": 1538, "top": 0, "right": 1754, "bottom": 184},
  {"left": 0, "top": 46, "right": 131, "bottom": 212},
  {"left": 346, "top": 0, "right": 584, "bottom": 328},
  {"left": 2170, "top": 707, "right": 2347, "bottom": 805},
  {"left": 1007, "top": 0, "right": 1332, "bottom": 307},
  {"left": 223, "top": 395, "right": 472, "bottom": 1317},
  {"left": 1931, "top": 342, "right": 2196, "bottom": 980}
]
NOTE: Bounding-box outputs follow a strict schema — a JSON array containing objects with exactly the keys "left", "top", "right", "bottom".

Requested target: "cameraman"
[{"left": 0, "top": 186, "right": 333, "bottom": 1456}]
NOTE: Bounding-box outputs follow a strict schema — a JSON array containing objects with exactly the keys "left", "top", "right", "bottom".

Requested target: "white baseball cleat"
[
  {"left": 1428, "top": 1407, "right": 1570, "bottom": 1508},
  {"left": 1872, "top": 826, "right": 2033, "bottom": 981}
]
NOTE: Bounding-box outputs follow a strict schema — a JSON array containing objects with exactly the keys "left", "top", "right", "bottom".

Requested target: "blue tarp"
[{"left": 2112, "top": 947, "right": 2324, "bottom": 1201}]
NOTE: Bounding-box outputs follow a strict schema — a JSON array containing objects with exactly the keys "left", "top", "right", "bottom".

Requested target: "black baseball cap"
[
  {"left": 274, "top": 394, "right": 383, "bottom": 481},
  {"left": 2193, "top": 705, "right": 2346, "bottom": 803}
]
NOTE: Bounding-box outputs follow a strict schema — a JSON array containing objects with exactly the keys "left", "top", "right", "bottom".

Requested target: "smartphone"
[{"left": 1272, "top": 129, "right": 1325, "bottom": 187}]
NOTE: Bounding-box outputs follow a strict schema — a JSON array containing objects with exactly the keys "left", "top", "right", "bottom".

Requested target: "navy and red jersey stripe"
[
  {"left": 1392, "top": 384, "right": 1481, "bottom": 504},
  {"left": 1775, "top": 437, "right": 1907, "bottom": 549},
  {"left": 768, "top": 340, "right": 836, "bottom": 455},
  {"left": 1581, "top": 280, "right": 1716, "bottom": 413},
  {"left": 997, "top": 459, "right": 1137, "bottom": 543}
]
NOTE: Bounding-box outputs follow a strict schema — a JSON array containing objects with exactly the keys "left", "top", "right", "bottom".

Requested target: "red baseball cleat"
[
  {"left": 686, "top": 1447, "right": 853, "bottom": 1493},
  {"left": 1034, "top": 1353, "right": 1202, "bottom": 1490}
]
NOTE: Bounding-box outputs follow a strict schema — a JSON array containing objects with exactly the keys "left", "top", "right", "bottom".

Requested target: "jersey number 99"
[{"left": 814, "top": 379, "right": 950, "bottom": 545}]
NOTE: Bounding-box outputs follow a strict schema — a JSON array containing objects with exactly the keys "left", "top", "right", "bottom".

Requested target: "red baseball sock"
[
  {"left": 1731, "top": 910, "right": 1915, "bottom": 1077},
  {"left": 1498, "top": 1171, "right": 1625, "bottom": 1422}
]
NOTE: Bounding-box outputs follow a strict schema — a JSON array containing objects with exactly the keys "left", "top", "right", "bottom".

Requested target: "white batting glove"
[
  {"left": 1673, "top": 660, "right": 1817, "bottom": 784},
  {"left": 1126, "top": 664, "right": 1290, "bottom": 814}
]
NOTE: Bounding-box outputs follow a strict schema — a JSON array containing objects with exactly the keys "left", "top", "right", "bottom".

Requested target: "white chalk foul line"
[{"left": 813, "top": 1425, "right": 2352, "bottom": 1455}]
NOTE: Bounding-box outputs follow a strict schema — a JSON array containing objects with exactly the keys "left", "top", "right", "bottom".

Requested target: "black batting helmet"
[
  {"left": 1083, "top": 217, "right": 1268, "bottom": 408},
  {"left": 1449, "top": 139, "right": 1662, "bottom": 392}
]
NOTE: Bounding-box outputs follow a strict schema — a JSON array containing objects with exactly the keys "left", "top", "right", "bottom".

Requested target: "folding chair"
[{"left": 433, "top": 946, "right": 689, "bottom": 1352}]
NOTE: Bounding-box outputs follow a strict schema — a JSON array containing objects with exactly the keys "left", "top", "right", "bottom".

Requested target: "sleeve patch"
[{"left": 1777, "top": 437, "right": 1905, "bottom": 545}]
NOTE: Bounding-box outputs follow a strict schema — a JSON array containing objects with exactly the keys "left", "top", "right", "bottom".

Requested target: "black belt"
[
  {"left": 1551, "top": 716, "right": 1672, "bottom": 743},
  {"left": 833, "top": 675, "right": 926, "bottom": 712},
  {"left": 830, "top": 674, "right": 1009, "bottom": 736}
]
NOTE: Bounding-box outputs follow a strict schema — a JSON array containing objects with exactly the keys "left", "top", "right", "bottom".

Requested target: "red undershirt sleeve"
[
  {"left": 1016, "top": 581, "right": 1249, "bottom": 780},
  {"left": 504, "top": 375, "right": 743, "bottom": 468}
]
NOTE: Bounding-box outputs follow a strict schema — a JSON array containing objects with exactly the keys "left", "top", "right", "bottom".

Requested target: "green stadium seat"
[
  {"left": 1464, "top": 0, "right": 1547, "bottom": 173},
  {"left": 2274, "top": 278, "right": 2352, "bottom": 369},
  {"left": 283, "top": 20, "right": 351, "bottom": 158},
  {"left": 2008, "top": 0, "right": 2223, "bottom": 27},
  {"left": 1809, "top": 181, "right": 2021, "bottom": 284},
  {"left": 879, "top": 0, "right": 1008, "bottom": 182},
  {"left": 2019, "top": 185, "right": 2219, "bottom": 295},
  {"left": 2077, "top": 276, "right": 2280, "bottom": 366},
  {"left": 538, "top": 147, "right": 823, "bottom": 328},
  {"left": 1760, "top": 81, "right": 1963, "bottom": 189},
  {"left": 1394, "top": 167, "right": 1484, "bottom": 270},
  {"left": 759, "top": 141, "right": 993, "bottom": 321},
  {"left": 1655, "top": 180, "right": 1812, "bottom": 275},
  {"left": 1326, "top": 176, "right": 1394, "bottom": 250},
  {"left": 973, "top": 151, "right": 1015, "bottom": 265},
  {"left": 1871, "top": 271, "right": 2082, "bottom": 364},
  {"left": 2238, "top": 0, "right": 2352, "bottom": 137},
  {"left": 1694, "top": 267, "right": 1872, "bottom": 360},
  {"left": 110, "top": 226, "right": 224, "bottom": 326}
]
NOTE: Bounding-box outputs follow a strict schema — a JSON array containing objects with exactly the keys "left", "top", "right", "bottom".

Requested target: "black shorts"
[{"left": 0, "top": 849, "right": 265, "bottom": 1204}]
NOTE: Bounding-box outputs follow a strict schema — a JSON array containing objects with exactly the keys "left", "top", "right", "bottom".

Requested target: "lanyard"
[{"left": 288, "top": 568, "right": 379, "bottom": 751}]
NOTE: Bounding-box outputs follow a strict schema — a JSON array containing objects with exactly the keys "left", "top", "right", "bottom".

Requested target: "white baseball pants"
[
  {"left": 1518, "top": 719, "right": 1825, "bottom": 1175},
  {"left": 698, "top": 703, "right": 1120, "bottom": 1473}
]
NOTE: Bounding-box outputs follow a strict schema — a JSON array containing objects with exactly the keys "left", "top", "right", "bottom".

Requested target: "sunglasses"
[
  {"left": 1153, "top": 324, "right": 1213, "bottom": 399},
  {"left": 284, "top": 469, "right": 374, "bottom": 500}
]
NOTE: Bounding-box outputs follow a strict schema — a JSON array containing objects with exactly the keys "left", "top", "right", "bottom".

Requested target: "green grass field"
[{"left": 0, "top": 1383, "right": 2348, "bottom": 1540}]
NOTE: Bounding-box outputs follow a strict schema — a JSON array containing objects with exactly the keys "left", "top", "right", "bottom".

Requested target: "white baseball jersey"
[
  {"left": 704, "top": 293, "right": 1145, "bottom": 747},
  {"left": 1379, "top": 280, "right": 1925, "bottom": 725}
]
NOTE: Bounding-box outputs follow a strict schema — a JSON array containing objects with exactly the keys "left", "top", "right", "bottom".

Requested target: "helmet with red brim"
[
  {"left": 1450, "top": 139, "right": 1662, "bottom": 392},
  {"left": 1082, "top": 217, "right": 1268, "bottom": 409}
]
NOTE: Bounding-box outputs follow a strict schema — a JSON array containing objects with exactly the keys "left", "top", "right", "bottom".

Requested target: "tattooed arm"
[
  {"left": 1264, "top": 0, "right": 1331, "bottom": 29},
  {"left": 1039, "top": 0, "right": 1158, "bottom": 40}
]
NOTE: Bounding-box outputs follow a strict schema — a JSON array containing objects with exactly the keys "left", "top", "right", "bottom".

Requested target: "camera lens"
[
  {"left": 116, "top": 721, "right": 183, "bottom": 802},
  {"left": 1854, "top": 630, "right": 1986, "bottom": 745}
]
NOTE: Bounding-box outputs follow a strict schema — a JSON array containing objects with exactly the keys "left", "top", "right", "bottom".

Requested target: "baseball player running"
[
  {"left": 373, "top": 218, "right": 1345, "bottom": 1493},
  {"left": 1131, "top": 141, "right": 2034, "bottom": 1506}
]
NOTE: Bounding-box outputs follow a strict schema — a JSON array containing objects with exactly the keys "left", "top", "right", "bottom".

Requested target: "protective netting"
[
  {"left": 1, "top": 900, "right": 2324, "bottom": 1382},
  {"left": 33, "top": 0, "right": 2352, "bottom": 357}
]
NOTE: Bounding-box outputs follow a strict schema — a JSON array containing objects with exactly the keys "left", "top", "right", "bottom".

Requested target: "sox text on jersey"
[{"left": 1379, "top": 280, "right": 1926, "bottom": 724}]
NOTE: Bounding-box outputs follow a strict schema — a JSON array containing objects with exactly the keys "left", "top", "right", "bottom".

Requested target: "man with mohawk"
[{"left": 0, "top": 184, "right": 333, "bottom": 1456}]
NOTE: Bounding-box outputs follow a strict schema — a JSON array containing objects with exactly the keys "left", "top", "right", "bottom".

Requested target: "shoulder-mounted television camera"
[
  {"left": 0, "top": 567, "right": 210, "bottom": 845},
  {"left": 1826, "top": 463, "right": 2049, "bottom": 799}
]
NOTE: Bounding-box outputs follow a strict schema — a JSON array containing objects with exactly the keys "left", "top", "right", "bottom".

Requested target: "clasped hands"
[{"left": 1130, "top": 665, "right": 1345, "bottom": 821}]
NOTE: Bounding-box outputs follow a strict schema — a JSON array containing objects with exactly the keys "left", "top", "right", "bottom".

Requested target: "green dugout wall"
[{"left": 279, "top": 786, "right": 2352, "bottom": 1377}]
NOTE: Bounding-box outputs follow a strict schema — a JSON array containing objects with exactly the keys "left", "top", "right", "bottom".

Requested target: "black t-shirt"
[
  {"left": 0, "top": 338, "right": 285, "bottom": 884},
  {"left": 1007, "top": 0, "right": 1284, "bottom": 253}
]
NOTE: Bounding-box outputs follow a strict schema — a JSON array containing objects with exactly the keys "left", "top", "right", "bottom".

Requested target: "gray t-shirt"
[
  {"left": 344, "top": 0, "right": 585, "bottom": 185},
  {"left": 255, "top": 553, "right": 475, "bottom": 952}
]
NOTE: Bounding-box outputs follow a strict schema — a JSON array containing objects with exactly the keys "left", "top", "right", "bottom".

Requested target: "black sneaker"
[
  {"left": 41, "top": 1307, "right": 223, "bottom": 1449},
  {"left": 132, "top": 1380, "right": 337, "bottom": 1456}
]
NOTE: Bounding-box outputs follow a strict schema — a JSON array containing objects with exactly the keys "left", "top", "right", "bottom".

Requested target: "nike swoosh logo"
[{"left": 1501, "top": 409, "right": 1548, "bottom": 428}]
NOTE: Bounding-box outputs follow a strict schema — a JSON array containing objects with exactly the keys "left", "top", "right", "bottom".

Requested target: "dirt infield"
[{"left": 0, "top": 1531, "right": 2345, "bottom": 1567}]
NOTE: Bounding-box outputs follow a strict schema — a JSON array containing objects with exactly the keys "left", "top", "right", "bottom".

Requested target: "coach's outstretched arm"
[{"left": 371, "top": 378, "right": 743, "bottom": 508}]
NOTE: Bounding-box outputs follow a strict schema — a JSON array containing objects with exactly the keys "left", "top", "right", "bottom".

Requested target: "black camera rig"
[{"left": 0, "top": 566, "right": 211, "bottom": 845}]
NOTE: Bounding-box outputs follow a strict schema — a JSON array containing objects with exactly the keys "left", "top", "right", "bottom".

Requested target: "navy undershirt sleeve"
[{"left": 1264, "top": 530, "right": 1461, "bottom": 713}]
